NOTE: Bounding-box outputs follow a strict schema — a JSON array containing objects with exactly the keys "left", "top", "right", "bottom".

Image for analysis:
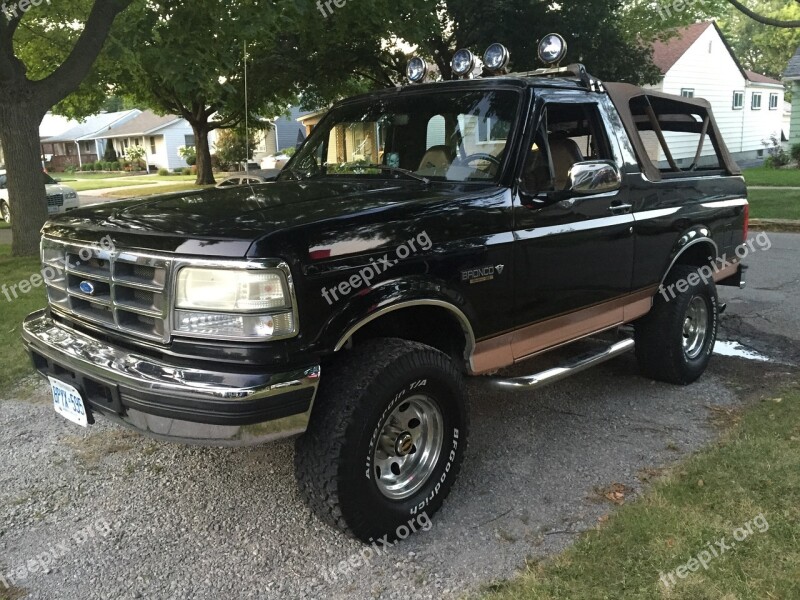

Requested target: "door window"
[{"left": 520, "top": 103, "right": 613, "bottom": 193}]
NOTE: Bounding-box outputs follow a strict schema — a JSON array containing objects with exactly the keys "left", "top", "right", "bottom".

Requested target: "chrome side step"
[{"left": 485, "top": 338, "right": 635, "bottom": 391}]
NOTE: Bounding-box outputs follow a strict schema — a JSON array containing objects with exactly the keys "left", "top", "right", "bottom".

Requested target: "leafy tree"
[
  {"left": 0, "top": 0, "right": 132, "bottom": 255},
  {"left": 110, "top": 0, "right": 301, "bottom": 186},
  {"left": 719, "top": 0, "right": 800, "bottom": 78}
]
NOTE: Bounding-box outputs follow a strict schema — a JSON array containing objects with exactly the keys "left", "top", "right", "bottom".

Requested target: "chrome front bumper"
[{"left": 22, "top": 310, "right": 320, "bottom": 446}]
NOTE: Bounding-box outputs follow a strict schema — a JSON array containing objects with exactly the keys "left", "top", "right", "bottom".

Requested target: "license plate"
[
  {"left": 49, "top": 377, "right": 88, "bottom": 427},
  {"left": 47, "top": 205, "right": 59, "bottom": 214}
]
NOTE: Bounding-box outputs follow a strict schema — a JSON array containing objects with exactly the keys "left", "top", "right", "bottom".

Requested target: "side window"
[
  {"left": 521, "top": 103, "right": 613, "bottom": 193},
  {"left": 628, "top": 95, "right": 723, "bottom": 174}
]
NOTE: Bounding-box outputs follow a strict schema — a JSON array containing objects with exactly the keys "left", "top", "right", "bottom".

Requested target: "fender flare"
[
  {"left": 317, "top": 276, "right": 477, "bottom": 357},
  {"left": 659, "top": 227, "right": 719, "bottom": 285}
]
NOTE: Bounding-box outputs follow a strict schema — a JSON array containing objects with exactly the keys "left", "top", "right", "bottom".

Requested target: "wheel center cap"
[{"left": 395, "top": 432, "right": 414, "bottom": 456}]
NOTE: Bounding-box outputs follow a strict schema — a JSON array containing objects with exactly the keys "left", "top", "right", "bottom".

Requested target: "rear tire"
[
  {"left": 295, "top": 338, "right": 468, "bottom": 542},
  {"left": 635, "top": 265, "right": 719, "bottom": 384}
]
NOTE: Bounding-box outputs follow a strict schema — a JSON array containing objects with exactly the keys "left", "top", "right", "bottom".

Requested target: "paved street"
[{"left": 0, "top": 231, "right": 797, "bottom": 600}]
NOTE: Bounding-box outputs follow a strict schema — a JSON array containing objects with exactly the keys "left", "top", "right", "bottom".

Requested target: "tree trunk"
[
  {"left": 0, "top": 104, "right": 48, "bottom": 256},
  {"left": 191, "top": 123, "right": 215, "bottom": 185}
]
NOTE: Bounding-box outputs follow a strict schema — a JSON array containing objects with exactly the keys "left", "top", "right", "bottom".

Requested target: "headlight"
[
  {"left": 406, "top": 56, "right": 428, "bottom": 83},
  {"left": 174, "top": 267, "right": 295, "bottom": 340},
  {"left": 65, "top": 191, "right": 77, "bottom": 200},
  {"left": 176, "top": 268, "right": 288, "bottom": 311}
]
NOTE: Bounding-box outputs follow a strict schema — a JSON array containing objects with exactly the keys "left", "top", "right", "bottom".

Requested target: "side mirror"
[{"left": 567, "top": 160, "right": 621, "bottom": 195}]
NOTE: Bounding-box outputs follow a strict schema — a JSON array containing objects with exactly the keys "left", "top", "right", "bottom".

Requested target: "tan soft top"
[{"left": 604, "top": 82, "right": 741, "bottom": 181}]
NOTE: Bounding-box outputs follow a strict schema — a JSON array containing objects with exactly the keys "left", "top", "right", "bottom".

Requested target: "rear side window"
[{"left": 628, "top": 96, "right": 723, "bottom": 176}]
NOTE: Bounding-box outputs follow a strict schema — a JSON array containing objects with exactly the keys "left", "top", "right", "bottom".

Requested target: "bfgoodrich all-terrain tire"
[
  {"left": 294, "top": 338, "right": 468, "bottom": 542},
  {"left": 635, "top": 265, "right": 719, "bottom": 385}
]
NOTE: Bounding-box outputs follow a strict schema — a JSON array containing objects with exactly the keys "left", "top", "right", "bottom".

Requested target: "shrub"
[
  {"left": 790, "top": 143, "right": 800, "bottom": 167},
  {"left": 64, "top": 165, "right": 77, "bottom": 174},
  {"left": 173, "top": 167, "right": 184, "bottom": 174},
  {"left": 82, "top": 164, "right": 94, "bottom": 171},
  {"left": 181, "top": 167, "right": 192, "bottom": 176},
  {"left": 111, "top": 162, "right": 121, "bottom": 171},
  {"left": 125, "top": 145, "right": 146, "bottom": 170},
  {"left": 157, "top": 168, "right": 170, "bottom": 176},
  {"left": 280, "top": 146, "right": 297, "bottom": 157},
  {"left": 102, "top": 144, "right": 118, "bottom": 162},
  {"left": 93, "top": 161, "right": 104, "bottom": 171},
  {"left": 177, "top": 145, "right": 197, "bottom": 165},
  {"left": 762, "top": 134, "right": 789, "bottom": 169}
]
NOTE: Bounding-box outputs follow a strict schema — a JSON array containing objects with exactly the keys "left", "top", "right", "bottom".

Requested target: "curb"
[{"left": 749, "top": 219, "right": 800, "bottom": 233}]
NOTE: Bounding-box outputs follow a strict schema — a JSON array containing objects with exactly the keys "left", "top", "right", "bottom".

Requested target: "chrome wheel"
[
  {"left": 682, "top": 296, "right": 709, "bottom": 359},
  {"left": 0, "top": 202, "right": 9, "bottom": 224},
  {"left": 373, "top": 394, "right": 444, "bottom": 501}
]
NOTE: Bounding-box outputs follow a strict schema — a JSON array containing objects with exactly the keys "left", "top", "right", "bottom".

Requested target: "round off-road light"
[
  {"left": 451, "top": 48, "right": 475, "bottom": 78},
  {"left": 483, "top": 43, "right": 510, "bottom": 73},
  {"left": 538, "top": 33, "right": 567, "bottom": 65},
  {"left": 406, "top": 56, "right": 428, "bottom": 83}
]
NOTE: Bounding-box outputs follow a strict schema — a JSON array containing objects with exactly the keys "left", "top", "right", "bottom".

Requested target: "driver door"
[{"left": 511, "top": 97, "right": 635, "bottom": 358}]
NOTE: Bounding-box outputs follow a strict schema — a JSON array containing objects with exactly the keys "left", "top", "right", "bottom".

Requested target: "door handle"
[{"left": 608, "top": 202, "right": 633, "bottom": 214}]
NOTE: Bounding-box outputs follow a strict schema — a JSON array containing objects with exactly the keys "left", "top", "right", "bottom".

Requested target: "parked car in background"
[
  {"left": 260, "top": 153, "right": 291, "bottom": 170},
  {"left": 215, "top": 169, "right": 280, "bottom": 188},
  {"left": 0, "top": 169, "right": 79, "bottom": 223}
]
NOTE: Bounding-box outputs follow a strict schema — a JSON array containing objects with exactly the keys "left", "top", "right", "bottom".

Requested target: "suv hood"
[{"left": 43, "top": 180, "right": 477, "bottom": 256}]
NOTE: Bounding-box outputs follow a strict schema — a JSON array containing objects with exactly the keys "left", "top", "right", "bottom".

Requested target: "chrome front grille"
[
  {"left": 42, "top": 238, "right": 172, "bottom": 343},
  {"left": 47, "top": 194, "right": 64, "bottom": 208}
]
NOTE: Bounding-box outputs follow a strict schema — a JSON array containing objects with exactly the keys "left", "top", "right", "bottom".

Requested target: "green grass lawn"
[
  {"left": 57, "top": 172, "right": 130, "bottom": 181},
  {"left": 0, "top": 221, "right": 9, "bottom": 229},
  {"left": 742, "top": 167, "right": 800, "bottom": 187},
  {"left": 484, "top": 387, "right": 800, "bottom": 600},
  {"left": 0, "top": 244, "right": 46, "bottom": 391},
  {"left": 103, "top": 182, "right": 213, "bottom": 199},
  {"left": 62, "top": 174, "right": 197, "bottom": 192},
  {"left": 747, "top": 189, "right": 800, "bottom": 220}
]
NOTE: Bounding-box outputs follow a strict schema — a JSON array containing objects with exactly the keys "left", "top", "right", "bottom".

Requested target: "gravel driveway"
[
  {"left": 2, "top": 231, "right": 798, "bottom": 600},
  {"left": 2, "top": 353, "right": 791, "bottom": 600}
]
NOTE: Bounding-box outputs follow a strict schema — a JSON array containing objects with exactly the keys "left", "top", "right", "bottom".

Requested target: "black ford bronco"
[{"left": 23, "top": 38, "right": 748, "bottom": 542}]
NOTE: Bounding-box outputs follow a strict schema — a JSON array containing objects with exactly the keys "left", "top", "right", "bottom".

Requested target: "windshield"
[
  {"left": 43, "top": 172, "right": 57, "bottom": 185},
  {"left": 285, "top": 89, "right": 521, "bottom": 184}
]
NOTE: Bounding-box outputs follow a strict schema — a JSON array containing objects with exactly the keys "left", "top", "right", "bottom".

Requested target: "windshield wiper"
[{"left": 326, "top": 163, "right": 430, "bottom": 185}]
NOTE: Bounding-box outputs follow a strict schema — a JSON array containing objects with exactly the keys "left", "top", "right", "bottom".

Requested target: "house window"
[
  {"left": 732, "top": 91, "right": 744, "bottom": 110},
  {"left": 751, "top": 93, "right": 762, "bottom": 110},
  {"left": 477, "top": 116, "right": 510, "bottom": 143},
  {"left": 150, "top": 136, "right": 157, "bottom": 154},
  {"left": 769, "top": 93, "right": 779, "bottom": 110},
  {"left": 184, "top": 135, "right": 196, "bottom": 148},
  {"left": 680, "top": 89, "right": 695, "bottom": 98}
]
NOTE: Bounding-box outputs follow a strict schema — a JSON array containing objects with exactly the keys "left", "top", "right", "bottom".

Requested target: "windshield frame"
[{"left": 280, "top": 83, "right": 527, "bottom": 187}]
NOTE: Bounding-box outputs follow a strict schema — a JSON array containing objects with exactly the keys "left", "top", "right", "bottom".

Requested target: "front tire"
[
  {"left": 635, "top": 265, "right": 719, "bottom": 384},
  {"left": 0, "top": 201, "right": 9, "bottom": 224},
  {"left": 295, "top": 338, "right": 468, "bottom": 542}
]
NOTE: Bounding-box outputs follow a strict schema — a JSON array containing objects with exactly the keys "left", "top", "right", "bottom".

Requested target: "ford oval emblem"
[{"left": 79, "top": 281, "right": 95, "bottom": 295}]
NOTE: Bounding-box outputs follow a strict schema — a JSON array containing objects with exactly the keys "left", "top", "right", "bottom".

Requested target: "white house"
[
  {"left": 90, "top": 110, "right": 195, "bottom": 170},
  {"left": 648, "top": 21, "right": 786, "bottom": 164}
]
